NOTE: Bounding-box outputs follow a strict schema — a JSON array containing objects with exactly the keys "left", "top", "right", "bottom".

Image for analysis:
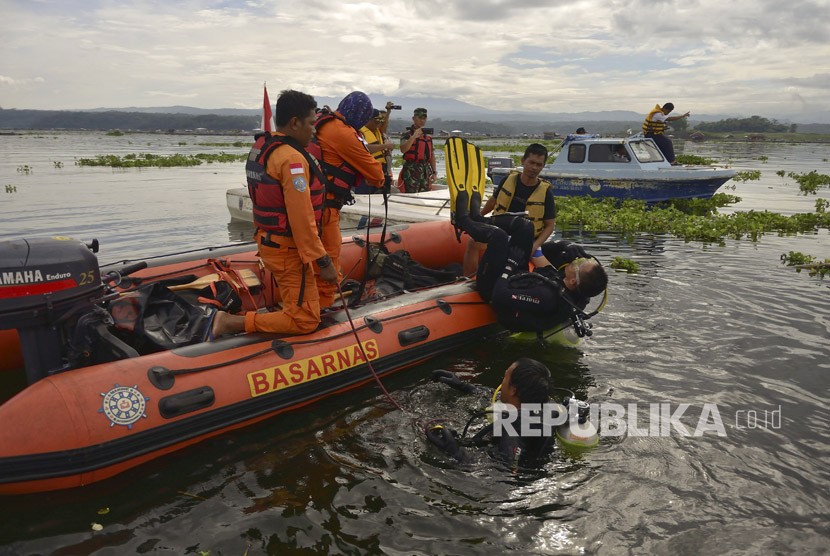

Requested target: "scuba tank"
[{"left": 556, "top": 397, "right": 599, "bottom": 449}]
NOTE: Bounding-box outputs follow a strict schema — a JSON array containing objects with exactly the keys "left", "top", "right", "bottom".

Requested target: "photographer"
[
  {"left": 399, "top": 107, "right": 436, "bottom": 193},
  {"left": 357, "top": 108, "right": 395, "bottom": 193}
]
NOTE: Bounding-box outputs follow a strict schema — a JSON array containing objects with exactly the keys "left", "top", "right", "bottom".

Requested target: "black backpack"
[{"left": 375, "top": 250, "right": 462, "bottom": 296}]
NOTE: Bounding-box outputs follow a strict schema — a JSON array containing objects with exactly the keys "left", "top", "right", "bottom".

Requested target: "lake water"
[{"left": 0, "top": 132, "right": 828, "bottom": 555}]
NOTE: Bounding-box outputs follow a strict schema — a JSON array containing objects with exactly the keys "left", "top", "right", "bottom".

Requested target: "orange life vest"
[
  {"left": 313, "top": 112, "right": 363, "bottom": 199},
  {"left": 246, "top": 133, "right": 324, "bottom": 236},
  {"left": 403, "top": 130, "right": 433, "bottom": 163}
]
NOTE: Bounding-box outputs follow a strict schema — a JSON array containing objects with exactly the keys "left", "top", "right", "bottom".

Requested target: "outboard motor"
[{"left": 0, "top": 236, "right": 105, "bottom": 384}]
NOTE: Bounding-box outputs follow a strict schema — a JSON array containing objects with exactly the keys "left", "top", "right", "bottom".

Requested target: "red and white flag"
[{"left": 261, "top": 83, "right": 275, "bottom": 132}]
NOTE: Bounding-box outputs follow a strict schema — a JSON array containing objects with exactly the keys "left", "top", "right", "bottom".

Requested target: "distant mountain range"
[
  {"left": 2, "top": 96, "right": 829, "bottom": 133},
  {"left": 83, "top": 96, "right": 829, "bottom": 125}
]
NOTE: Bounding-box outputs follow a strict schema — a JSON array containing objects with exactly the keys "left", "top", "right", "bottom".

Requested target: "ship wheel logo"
[{"left": 99, "top": 384, "right": 150, "bottom": 429}]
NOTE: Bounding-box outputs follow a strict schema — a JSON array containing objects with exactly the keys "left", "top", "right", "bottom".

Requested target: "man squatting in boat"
[
  {"left": 211, "top": 90, "right": 338, "bottom": 338},
  {"left": 464, "top": 143, "right": 557, "bottom": 275}
]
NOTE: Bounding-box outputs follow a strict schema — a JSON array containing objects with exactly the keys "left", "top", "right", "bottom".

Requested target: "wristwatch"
[{"left": 316, "top": 254, "right": 332, "bottom": 268}]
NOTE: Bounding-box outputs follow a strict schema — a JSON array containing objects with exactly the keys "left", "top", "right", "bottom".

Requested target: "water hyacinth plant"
[
  {"left": 781, "top": 251, "right": 829, "bottom": 279},
  {"left": 609, "top": 257, "right": 640, "bottom": 273},
  {"left": 786, "top": 171, "right": 830, "bottom": 195},
  {"left": 556, "top": 194, "right": 830, "bottom": 244},
  {"left": 75, "top": 153, "right": 247, "bottom": 168}
]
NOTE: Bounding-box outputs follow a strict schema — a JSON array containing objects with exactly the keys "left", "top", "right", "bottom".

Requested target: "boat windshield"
[{"left": 629, "top": 140, "right": 665, "bottom": 163}]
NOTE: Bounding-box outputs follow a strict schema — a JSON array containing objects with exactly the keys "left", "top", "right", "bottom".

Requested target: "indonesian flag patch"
[{"left": 289, "top": 163, "right": 304, "bottom": 175}]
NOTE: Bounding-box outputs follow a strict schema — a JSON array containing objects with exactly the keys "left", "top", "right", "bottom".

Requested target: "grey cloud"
[
  {"left": 774, "top": 73, "right": 830, "bottom": 90},
  {"left": 412, "top": 0, "right": 569, "bottom": 22},
  {"left": 610, "top": 0, "right": 828, "bottom": 45}
]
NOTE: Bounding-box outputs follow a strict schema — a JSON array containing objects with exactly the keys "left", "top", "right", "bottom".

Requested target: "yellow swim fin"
[
  {"left": 466, "top": 138, "right": 485, "bottom": 215},
  {"left": 444, "top": 136, "right": 485, "bottom": 217}
]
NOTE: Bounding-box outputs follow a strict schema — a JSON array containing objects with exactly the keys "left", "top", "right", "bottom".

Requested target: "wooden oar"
[{"left": 168, "top": 268, "right": 261, "bottom": 291}]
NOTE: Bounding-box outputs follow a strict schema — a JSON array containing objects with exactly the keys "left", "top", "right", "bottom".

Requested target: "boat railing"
[{"left": 547, "top": 138, "right": 566, "bottom": 157}]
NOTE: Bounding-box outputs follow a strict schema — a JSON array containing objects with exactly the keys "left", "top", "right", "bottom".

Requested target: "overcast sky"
[{"left": 2, "top": 0, "right": 828, "bottom": 120}]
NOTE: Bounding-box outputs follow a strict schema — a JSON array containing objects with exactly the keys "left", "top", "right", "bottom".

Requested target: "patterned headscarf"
[{"left": 336, "top": 91, "right": 374, "bottom": 129}]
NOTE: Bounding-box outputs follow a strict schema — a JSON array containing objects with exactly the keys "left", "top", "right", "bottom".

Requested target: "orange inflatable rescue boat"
[{"left": 0, "top": 221, "right": 502, "bottom": 494}]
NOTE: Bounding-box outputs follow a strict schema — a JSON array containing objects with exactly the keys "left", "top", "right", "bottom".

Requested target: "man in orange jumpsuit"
[
  {"left": 314, "top": 91, "right": 385, "bottom": 307},
  {"left": 211, "top": 90, "right": 337, "bottom": 338}
]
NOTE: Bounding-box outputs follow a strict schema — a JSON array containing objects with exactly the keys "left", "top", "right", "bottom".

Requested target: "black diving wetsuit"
[
  {"left": 426, "top": 377, "right": 556, "bottom": 471},
  {"left": 457, "top": 205, "right": 590, "bottom": 334}
]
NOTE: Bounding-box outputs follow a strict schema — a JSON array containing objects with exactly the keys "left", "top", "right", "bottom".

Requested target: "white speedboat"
[{"left": 490, "top": 135, "right": 736, "bottom": 202}]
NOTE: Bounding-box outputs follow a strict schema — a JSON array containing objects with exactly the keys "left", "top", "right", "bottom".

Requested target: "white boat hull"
[{"left": 227, "top": 188, "right": 461, "bottom": 228}]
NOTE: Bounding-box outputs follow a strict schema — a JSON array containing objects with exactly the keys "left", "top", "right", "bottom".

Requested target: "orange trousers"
[
  {"left": 244, "top": 236, "right": 321, "bottom": 335},
  {"left": 316, "top": 207, "right": 344, "bottom": 307}
]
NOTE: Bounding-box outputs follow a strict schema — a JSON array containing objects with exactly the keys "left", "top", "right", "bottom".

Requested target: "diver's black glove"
[
  {"left": 431, "top": 370, "right": 476, "bottom": 393},
  {"left": 545, "top": 241, "right": 589, "bottom": 263},
  {"left": 563, "top": 243, "right": 589, "bottom": 261},
  {"left": 425, "top": 425, "right": 465, "bottom": 461}
]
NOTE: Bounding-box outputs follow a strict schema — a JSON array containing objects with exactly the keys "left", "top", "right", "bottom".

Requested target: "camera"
[
  {"left": 421, "top": 128, "right": 434, "bottom": 135},
  {"left": 389, "top": 104, "right": 402, "bottom": 110}
]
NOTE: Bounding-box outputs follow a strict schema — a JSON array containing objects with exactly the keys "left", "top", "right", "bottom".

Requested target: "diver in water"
[
  {"left": 426, "top": 358, "right": 577, "bottom": 471},
  {"left": 454, "top": 187, "right": 608, "bottom": 339}
]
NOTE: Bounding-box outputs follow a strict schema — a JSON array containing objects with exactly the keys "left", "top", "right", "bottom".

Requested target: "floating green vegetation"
[
  {"left": 196, "top": 141, "right": 250, "bottom": 148},
  {"left": 816, "top": 199, "right": 828, "bottom": 213},
  {"left": 105, "top": 130, "right": 124, "bottom": 136},
  {"left": 675, "top": 154, "right": 717, "bottom": 165},
  {"left": 556, "top": 193, "right": 830, "bottom": 244},
  {"left": 609, "top": 257, "right": 640, "bottom": 273},
  {"left": 53, "top": 161, "right": 63, "bottom": 168},
  {"left": 178, "top": 141, "right": 187, "bottom": 146},
  {"left": 16, "top": 165, "right": 32, "bottom": 174},
  {"left": 733, "top": 170, "right": 762, "bottom": 182},
  {"left": 781, "top": 251, "right": 829, "bottom": 279},
  {"left": 5, "top": 185, "right": 18, "bottom": 193},
  {"left": 481, "top": 141, "right": 562, "bottom": 153},
  {"left": 194, "top": 152, "right": 247, "bottom": 163},
  {"left": 75, "top": 152, "right": 247, "bottom": 168},
  {"left": 654, "top": 193, "right": 741, "bottom": 216},
  {"left": 776, "top": 170, "right": 786, "bottom": 177},
  {"left": 786, "top": 170, "right": 830, "bottom": 195},
  {"left": 757, "top": 155, "right": 769, "bottom": 163}
]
